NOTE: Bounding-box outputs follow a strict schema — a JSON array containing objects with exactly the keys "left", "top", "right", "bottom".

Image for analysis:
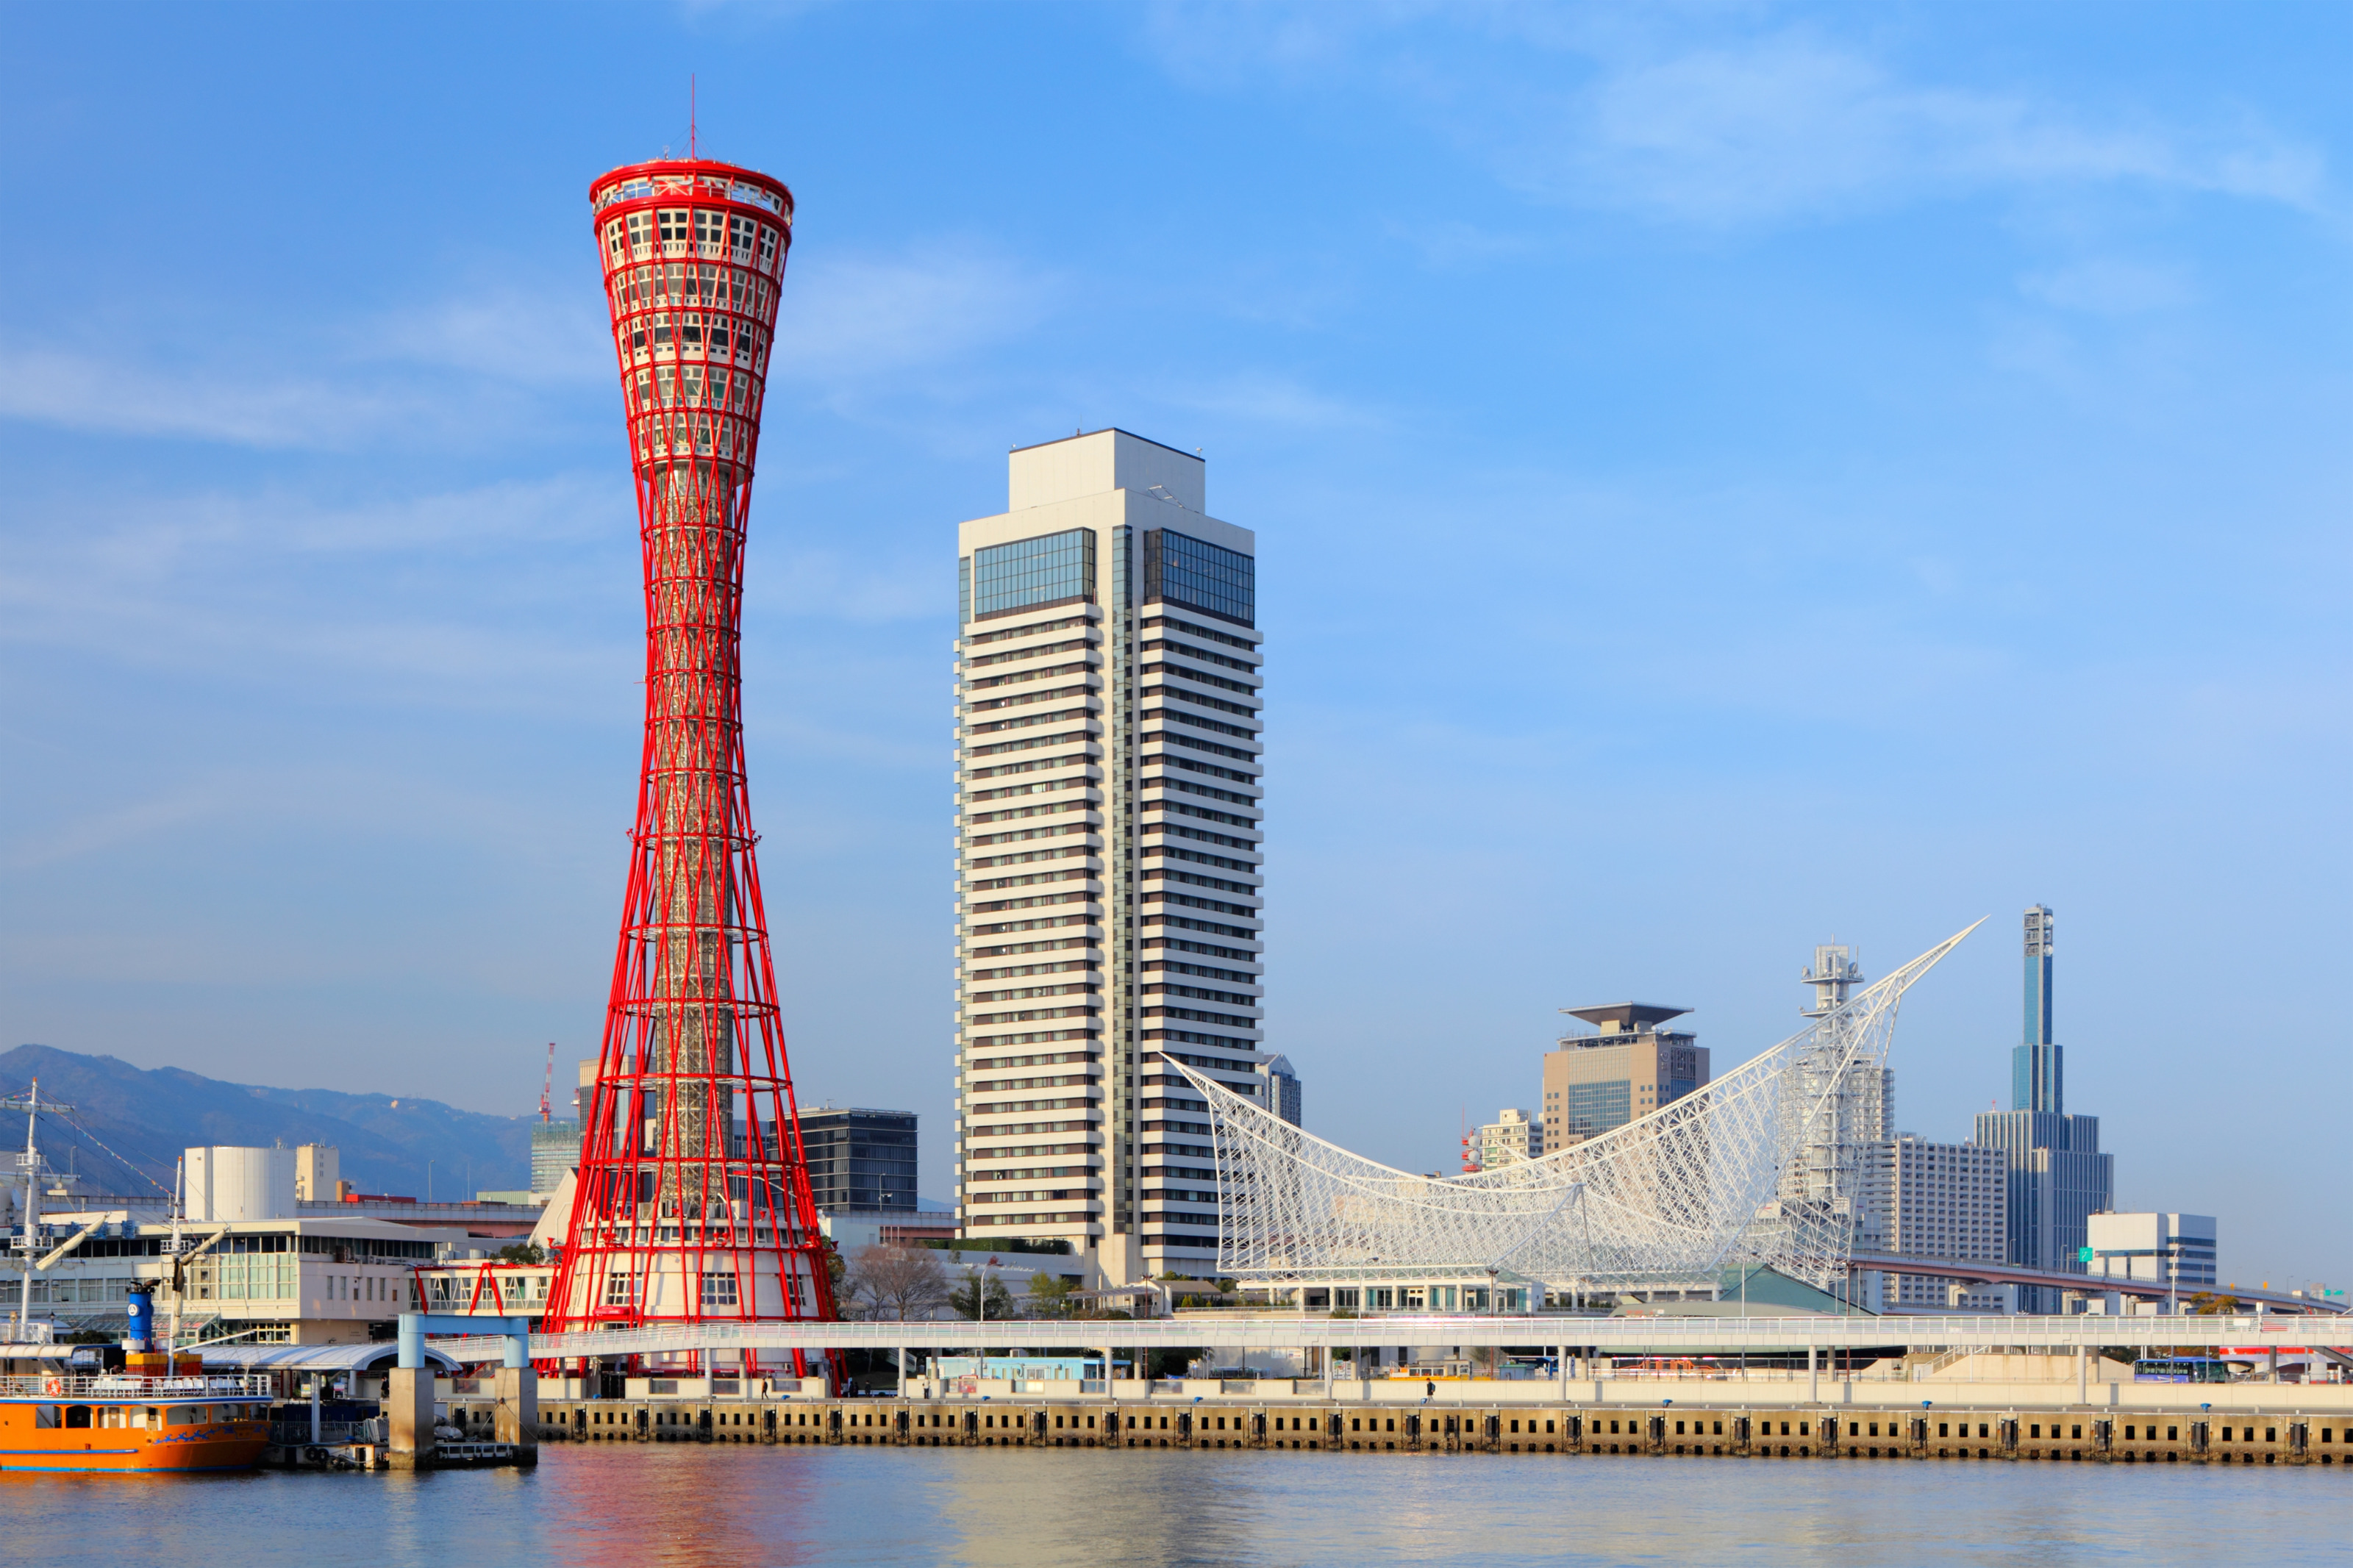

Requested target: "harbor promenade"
[{"left": 515, "top": 1384, "right": 2353, "bottom": 1467}]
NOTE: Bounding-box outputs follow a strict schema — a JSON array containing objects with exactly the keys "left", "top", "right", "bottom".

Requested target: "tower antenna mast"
[{"left": 540, "top": 1042, "right": 554, "bottom": 1125}]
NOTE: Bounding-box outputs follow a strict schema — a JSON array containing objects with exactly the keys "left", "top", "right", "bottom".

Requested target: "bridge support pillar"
[
  {"left": 495, "top": 1365, "right": 540, "bottom": 1464},
  {"left": 388, "top": 1367, "right": 435, "bottom": 1470}
]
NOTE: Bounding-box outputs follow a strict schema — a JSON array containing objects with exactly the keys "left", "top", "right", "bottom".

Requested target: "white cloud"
[
  {"left": 0, "top": 237, "right": 1060, "bottom": 451},
  {"left": 1140, "top": 0, "right": 1405, "bottom": 90},
  {"left": 0, "top": 340, "right": 417, "bottom": 448},
  {"left": 0, "top": 477, "right": 632, "bottom": 702},
  {"left": 24, "top": 476, "right": 621, "bottom": 577},
  {"left": 1162, "top": 371, "right": 1385, "bottom": 431},
  {"left": 1382, "top": 215, "right": 1543, "bottom": 271},
  {"left": 761, "top": 547, "right": 940, "bottom": 623},
  {"left": 1143, "top": 11, "right": 2331, "bottom": 229},
  {"left": 773, "top": 241, "right": 1055, "bottom": 386},
  {"left": 2018, "top": 257, "right": 2196, "bottom": 315},
  {"left": 0, "top": 269, "right": 610, "bottom": 450},
  {"left": 1511, "top": 35, "right": 2329, "bottom": 224},
  {"left": 368, "top": 286, "right": 612, "bottom": 387},
  {"left": 1, "top": 788, "right": 235, "bottom": 871}
]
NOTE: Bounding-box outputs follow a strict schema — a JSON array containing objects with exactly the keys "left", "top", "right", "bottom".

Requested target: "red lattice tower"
[{"left": 546, "top": 157, "right": 840, "bottom": 1385}]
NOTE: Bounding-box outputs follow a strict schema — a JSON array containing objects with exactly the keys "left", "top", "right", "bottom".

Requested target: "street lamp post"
[
  {"left": 976, "top": 1258, "right": 1001, "bottom": 1325},
  {"left": 1485, "top": 1266, "right": 1501, "bottom": 1381}
]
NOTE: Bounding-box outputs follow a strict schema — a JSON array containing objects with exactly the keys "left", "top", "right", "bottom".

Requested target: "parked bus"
[{"left": 2132, "top": 1356, "right": 2234, "bottom": 1383}]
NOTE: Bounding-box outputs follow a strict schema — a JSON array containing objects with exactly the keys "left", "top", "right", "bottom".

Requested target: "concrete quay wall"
[{"left": 515, "top": 1393, "right": 2353, "bottom": 1467}]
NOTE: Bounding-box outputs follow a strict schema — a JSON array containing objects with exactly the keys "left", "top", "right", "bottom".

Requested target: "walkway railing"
[
  {"left": 429, "top": 1313, "right": 2353, "bottom": 1364},
  {"left": 0, "top": 1372, "right": 271, "bottom": 1399},
  {"left": 269, "top": 1419, "right": 382, "bottom": 1446}
]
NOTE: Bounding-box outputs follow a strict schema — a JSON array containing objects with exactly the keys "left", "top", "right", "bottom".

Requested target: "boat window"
[
  {"left": 32, "top": 1405, "right": 58, "bottom": 1428},
  {"left": 64, "top": 1406, "right": 92, "bottom": 1428},
  {"left": 166, "top": 1405, "right": 201, "bottom": 1426}
]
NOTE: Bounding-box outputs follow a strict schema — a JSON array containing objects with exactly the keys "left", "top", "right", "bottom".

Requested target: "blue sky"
[{"left": 3, "top": 4, "right": 2347, "bottom": 1288}]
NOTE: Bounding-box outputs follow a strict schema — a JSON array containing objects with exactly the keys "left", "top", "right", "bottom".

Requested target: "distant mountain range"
[{"left": 0, "top": 1045, "right": 531, "bottom": 1202}]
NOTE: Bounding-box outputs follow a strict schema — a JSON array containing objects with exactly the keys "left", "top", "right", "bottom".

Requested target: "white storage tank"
[{"left": 183, "top": 1145, "right": 297, "bottom": 1222}]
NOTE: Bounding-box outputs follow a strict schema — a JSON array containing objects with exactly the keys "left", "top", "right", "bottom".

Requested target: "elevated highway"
[{"left": 1847, "top": 1252, "right": 2327, "bottom": 1314}]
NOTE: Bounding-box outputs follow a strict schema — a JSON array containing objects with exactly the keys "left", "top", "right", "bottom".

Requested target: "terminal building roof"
[
  {"left": 1560, "top": 1003, "right": 1692, "bottom": 1034},
  {"left": 198, "top": 1343, "right": 462, "bottom": 1373}
]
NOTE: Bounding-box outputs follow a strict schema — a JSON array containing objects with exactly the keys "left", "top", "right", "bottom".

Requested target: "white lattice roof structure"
[{"left": 1177, "top": 925, "right": 1980, "bottom": 1294}]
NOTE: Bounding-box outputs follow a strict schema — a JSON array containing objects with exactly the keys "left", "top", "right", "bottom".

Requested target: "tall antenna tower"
[
  {"left": 1788, "top": 942, "right": 1893, "bottom": 1294},
  {"left": 545, "top": 154, "right": 840, "bottom": 1382}
]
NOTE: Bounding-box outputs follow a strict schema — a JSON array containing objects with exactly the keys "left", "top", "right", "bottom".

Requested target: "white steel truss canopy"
[{"left": 1179, "top": 925, "right": 1982, "bottom": 1294}]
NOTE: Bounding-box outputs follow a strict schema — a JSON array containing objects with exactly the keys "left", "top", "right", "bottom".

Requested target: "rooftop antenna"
[
  {"left": 540, "top": 1042, "right": 555, "bottom": 1124},
  {"left": 690, "top": 74, "right": 698, "bottom": 160}
]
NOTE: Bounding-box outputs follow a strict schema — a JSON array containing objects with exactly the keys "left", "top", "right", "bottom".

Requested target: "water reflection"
[
  {"left": 4, "top": 1444, "right": 2349, "bottom": 1567},
  {"left": 541, "top": 1447, "right": 832, "bottom": 1567}
]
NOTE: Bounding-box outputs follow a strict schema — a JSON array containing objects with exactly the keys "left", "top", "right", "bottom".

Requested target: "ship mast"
[
  {"left": 168, "top": 1156, "right": 185, "bottom": 1354},
  {"left": 0, "top": 1081, "right": 60, "bottom": 1342},
  {"left": 14, "top": 1081, "right": 34, "bottom": 1341}
]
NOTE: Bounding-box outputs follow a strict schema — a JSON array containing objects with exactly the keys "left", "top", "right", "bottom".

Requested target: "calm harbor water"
[{"left": 6, "top": 1445, "right": 2346, "bottom": 1565}]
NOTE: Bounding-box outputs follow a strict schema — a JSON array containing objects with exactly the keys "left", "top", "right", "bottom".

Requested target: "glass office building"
[{"left": 797, "top": 1107, "right": 920, "bottom": 1213}]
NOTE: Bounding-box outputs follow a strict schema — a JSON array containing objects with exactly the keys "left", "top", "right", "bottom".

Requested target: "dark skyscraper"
[
  {"left": 1975, "top": 903, "right": 2114, "bottom": 1310},
  {"left": 797, "top": 1108, "right": 920, "bottom": 1213},
  {"left": 2013, "top": 904, "right": 2062, "bottom": 1112}
]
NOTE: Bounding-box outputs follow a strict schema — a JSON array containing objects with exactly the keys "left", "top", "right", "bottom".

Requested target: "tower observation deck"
[{"left": 544, "top": 158, "right": 840, "bottom": 1381}]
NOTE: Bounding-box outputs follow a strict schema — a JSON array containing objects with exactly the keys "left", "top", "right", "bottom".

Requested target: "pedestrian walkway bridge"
[{"left": 439, "top": 1312, "right": 2352, "bottom": 1367}]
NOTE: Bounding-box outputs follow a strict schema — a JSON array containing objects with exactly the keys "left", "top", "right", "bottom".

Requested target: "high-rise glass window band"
[
  {"left": 970, "top": 529, "right": 1096, "bottom": 620},
  {"left": 1144, "top": 529, "right": 1255, "bottom": 627},
  {"left": 1563, "top": 1081, "right": 1631, "bottom": 1138}
]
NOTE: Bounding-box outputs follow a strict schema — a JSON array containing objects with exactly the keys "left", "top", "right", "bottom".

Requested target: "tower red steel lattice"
[{"left": 546, "top": 158, "right": 840, "bottom": 1380}]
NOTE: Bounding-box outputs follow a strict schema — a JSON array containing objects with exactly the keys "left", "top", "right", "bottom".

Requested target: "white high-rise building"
[
  {"left": 1863, "top": 1135, "right": 2011, "bottom": 1311},
  {"left": 953, "top": 429, "right": 1271, "bottom": 1286}
]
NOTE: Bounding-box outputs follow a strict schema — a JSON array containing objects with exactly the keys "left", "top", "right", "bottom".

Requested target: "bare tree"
[{"left": 849, "top": 1242, "right": 951, "bottom": 1321}]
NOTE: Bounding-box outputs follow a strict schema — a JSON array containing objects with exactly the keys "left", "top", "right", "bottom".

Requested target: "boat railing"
[
  {"left": 269, "top": 1417, "right": 385, "bottom": 1447},
  {"left": 0, "top": 1372, "right": 273, "bottom": 1399}
]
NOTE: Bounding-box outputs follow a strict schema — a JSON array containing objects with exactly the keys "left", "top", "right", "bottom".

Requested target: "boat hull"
[
  {"left": 0, "top": 1402, "right": 271, "bottom": 1474},
  {"left": 0, "top": 1424, "right": 270, "bottom": 1472}
]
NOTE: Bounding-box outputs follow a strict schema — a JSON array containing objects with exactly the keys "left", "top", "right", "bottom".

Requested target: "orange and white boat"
[
  {"left": 0, "top": 1370, "right": 271, "bottom": 1473},
  {"left": 0, "top": 1084, "right": 273, "bottom": 1472}
]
